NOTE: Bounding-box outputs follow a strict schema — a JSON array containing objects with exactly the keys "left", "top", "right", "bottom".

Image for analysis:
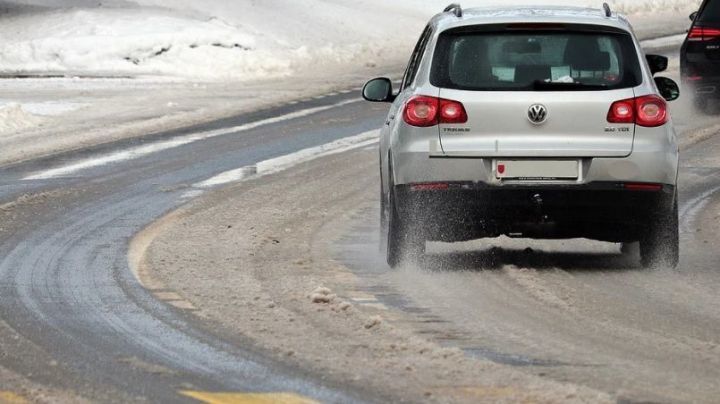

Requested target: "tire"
[
  {"left": 640, "top": 199, "right": 679, "bottom": 269},
  {"left": 386, "top": 185, "right": 425, "bottom": 268},
  {"left": 620, "top": 241, "right": 639, "bottom": 256},
  {"left": 379, "top": 177, "right": 388, "bottom": 253}
]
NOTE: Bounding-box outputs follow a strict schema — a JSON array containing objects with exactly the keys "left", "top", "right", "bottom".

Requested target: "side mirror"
[
  {"left": 646, "top": 54, "right": 668, "bottom": 75},
  {"left": 690, "top": 11, "right": 698, "bottom": 21},
  {"left": 655, "top": 77, "right": 680, "bottom": 102},
  {"left": 362, "top": 78, "right": 395, "bottom": 103}
]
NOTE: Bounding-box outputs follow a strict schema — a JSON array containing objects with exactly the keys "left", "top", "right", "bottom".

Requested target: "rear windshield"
[
  {"left": 430, "top": 30, "right": 642, "bottom": 91},
  {"left": 699, "top": 0, "right": 720, "bottom": 22}
]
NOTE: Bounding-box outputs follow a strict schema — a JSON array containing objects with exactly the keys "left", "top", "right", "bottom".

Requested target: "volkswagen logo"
[{"left": 528, "top": 104, "right": 548, "bottom": 125}]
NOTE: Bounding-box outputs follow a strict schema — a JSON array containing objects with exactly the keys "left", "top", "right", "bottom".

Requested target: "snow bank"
[
  {"left": 0, "top": 103, "right": 41, "bottom": 134},
  {"left": 0, "top": 0, "right": 701, "bottom": 81},
  {"left": 0, "top": 98, "right": 87, "bottom": 135},
  {"left": 0, "top": 9, "right": 294, "bottom": 80},
  {"left": 604, "top": 0, "right": 699, "bottom": 14}
]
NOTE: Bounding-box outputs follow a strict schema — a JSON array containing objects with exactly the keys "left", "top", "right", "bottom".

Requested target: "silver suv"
[{"left": 363, "top": 3, "right": 681, "bottom": 268}]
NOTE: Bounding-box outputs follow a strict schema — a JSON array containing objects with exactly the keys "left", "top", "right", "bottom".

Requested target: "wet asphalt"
[{"left": 0, "top": 91, "right": 388, "bottom": 402}]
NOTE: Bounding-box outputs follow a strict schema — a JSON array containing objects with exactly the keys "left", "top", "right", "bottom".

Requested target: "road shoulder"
[{"left": 138, "top": 147, "right": 612, "bottom": 403}]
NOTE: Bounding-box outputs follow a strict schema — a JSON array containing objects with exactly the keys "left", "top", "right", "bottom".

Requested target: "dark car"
[{"left": 681, "top": 0, "right": 720, "bottom": 111}]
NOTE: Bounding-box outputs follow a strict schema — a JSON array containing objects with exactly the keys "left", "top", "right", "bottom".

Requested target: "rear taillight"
[
  {"left": 403, "top": 96, "right": 467, "bottom": 127},
  {"left": 607, "top": 99, "right": 634, "bottom": 124},
  {"left": 404, "top": 96, "right": 438, "bottom": 127},
  {"left": 636, "top": 96, "right": 667, "bottom": 127},
  {"left": 439, "top": 99, "right": 468, "bottom": 124},
  {"left": 607, "top": 95, "right": 668, "bottom": 128},
  {"left": 688, "top": 26, "right": 720, "bottom": 41}
]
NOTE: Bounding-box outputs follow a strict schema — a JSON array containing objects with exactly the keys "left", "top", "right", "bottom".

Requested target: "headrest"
[
  {"left": 564, "top": 37, "right": 611, "bottom": 71},
  {"left": 452, "top": 38, "right": 487, "bottom": 66},
  {"left": 514, "top": 64, "right": 552, "bottom": 84},
  {"left": 449, "top": 38, "right": 492, "bottom": 86}
]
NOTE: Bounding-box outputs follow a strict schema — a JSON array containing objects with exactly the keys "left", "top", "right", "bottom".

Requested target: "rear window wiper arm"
[{"left": 532, "top": 80, "right": 608, "bottom": 91}]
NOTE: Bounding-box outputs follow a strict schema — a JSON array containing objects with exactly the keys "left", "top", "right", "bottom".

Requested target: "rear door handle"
[{"left": 385, "top": 115, "right": 395, "bottom": 126}]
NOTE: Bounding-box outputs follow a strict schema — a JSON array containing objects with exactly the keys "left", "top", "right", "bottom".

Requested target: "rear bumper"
[
  {"left": 682, "top": 77, "right": 720, "bottom": 97},
  {"left": 395, "top": 182, "right": 675, "bottom": 242},
  {"left": 391, "top": 123, "right": 679, "bottom": 188},
  {"left": 680, "top": 57, "right": 720, "bottom": 96},
  {"left": 394, "top": 153, "right": 678, "bottom": 189}
]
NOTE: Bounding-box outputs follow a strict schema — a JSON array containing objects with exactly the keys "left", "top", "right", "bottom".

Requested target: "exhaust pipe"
[{"left": 696, "top": 85, "right": 717, "bottom": 94}]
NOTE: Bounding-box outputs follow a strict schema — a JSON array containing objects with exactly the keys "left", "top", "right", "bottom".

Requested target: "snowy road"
[
  {"left": 0, "top": 93, "right": 386, "bottom": 402},
  {"left": 0, "top": 40, "right": 719, "bottom": 402},
  {"left": 330, "top": 50, "right": 720, "bottom": 402},
  {"left": 336, "top": 137, "right": 720, "bottom": 403}
]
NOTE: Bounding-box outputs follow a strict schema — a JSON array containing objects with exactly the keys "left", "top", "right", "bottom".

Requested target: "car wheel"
[
  {"left": 380, "top": 181, "right": 389, "bottom": 253},
  {"left": 620, "top": 241, "right": 639, "bottom": 256},
  {"left": 386, "top": 184, "right": 425, "bottom": 268},
  {"left": 640, "top": 198, "right": 679, "bottom": 269}
]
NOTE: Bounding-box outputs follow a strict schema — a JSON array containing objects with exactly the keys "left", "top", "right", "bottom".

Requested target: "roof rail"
[
  {"left": 444, "top": 3, "right": 463, "bottom": 18},
  {"left": 602, "top": 2, "right": 612, "bottom": 17}
]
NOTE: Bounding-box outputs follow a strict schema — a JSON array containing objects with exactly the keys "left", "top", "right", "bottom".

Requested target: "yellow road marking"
[
  {"left": 0, "top": 391, "right": 28, "bottom": 404},
  {"left": 154, "top": 291, "right": 185, "bottom": 301},
  {"left": 180, "top": 391, "right": 319, "bottom": 404}
]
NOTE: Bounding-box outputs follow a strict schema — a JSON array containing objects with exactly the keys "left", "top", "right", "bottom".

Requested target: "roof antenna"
[
  {"left": 444, "top": 3, "right": 463, "bottom": 18},
  {"left": 603, "top": 2, "right": 612, "bottom": 17}
]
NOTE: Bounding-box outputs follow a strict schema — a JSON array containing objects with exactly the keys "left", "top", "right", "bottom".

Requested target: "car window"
[
  {"left": 401, "top": 26, "right": 433, "bottom": 90},
  {"left": 698, "top": 0, "right": 720, "bottom": 22},
  {"left": 431, "top": 30, "right": 642, "bottom": 91}
]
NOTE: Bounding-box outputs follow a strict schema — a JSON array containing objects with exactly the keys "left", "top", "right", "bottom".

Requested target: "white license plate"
[{"left": 496, "top": 160, "right": 579, "bottom": 180}]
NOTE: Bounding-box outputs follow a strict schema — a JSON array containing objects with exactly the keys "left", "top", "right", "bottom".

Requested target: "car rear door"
[{"left": 437, "top": 88, "right": 635, "bottom": 157}]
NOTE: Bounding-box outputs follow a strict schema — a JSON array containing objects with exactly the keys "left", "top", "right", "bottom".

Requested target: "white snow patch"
[
  {"left": 22, "top": 99, "right": 361, "bottom": 180},
  {"left": 0, "top": 99, "right": 88, "bottom": 135},
  {"left": 0, "top": 103, "right": 41, "bottom": 134},
  {"left": 0, "top": 9, "right": 288, "bottom": 80},
  {"left": 0, "top": 1, "right": 700, "bottom": 81},
  {"left": 0, "top": 100, "right": 88, "bottom": 116},
  {"left": 364, "top": 315, "right": 383, "bottom": 329},
  {"left": 25, "top": 136, "right": 201, "bottom": 180},
  {"left": 640, "top": 33, "right": 688, "bottom": 50},
  {"left": 309, "top": 287, "right": 336, "bottom": 304},
  {"left": 193, "top": 131, "right": 378, "bottom": 189},
  {"left": 603, "top": 0, "right": 699, "bottom": 14}
]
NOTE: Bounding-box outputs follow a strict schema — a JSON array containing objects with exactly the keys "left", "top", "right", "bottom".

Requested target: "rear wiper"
[{"left": 532, "top": 81, "right": 608, "bottom": 91}]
